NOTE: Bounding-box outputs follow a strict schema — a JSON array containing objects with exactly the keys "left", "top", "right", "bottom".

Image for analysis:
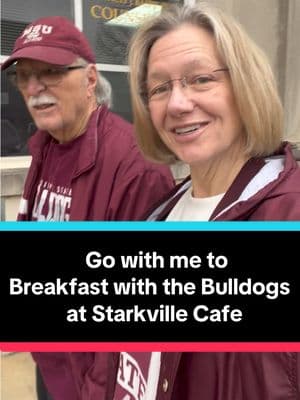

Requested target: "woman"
[
  {"left": 103, "top": 3, "right": 300, "bottom": 400},
  {"left": 128, "top": 2, "right": 300, "bottom": 221}
]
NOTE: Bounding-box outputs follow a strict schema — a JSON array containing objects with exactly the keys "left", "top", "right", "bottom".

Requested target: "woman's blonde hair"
[{"left": 128, "top": 3, "right": 283, "bottom": 163}]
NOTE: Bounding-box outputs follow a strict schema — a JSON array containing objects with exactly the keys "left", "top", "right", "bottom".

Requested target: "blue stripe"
[{"left": 0, "top": 221, "right": 300, "bottom": 231}]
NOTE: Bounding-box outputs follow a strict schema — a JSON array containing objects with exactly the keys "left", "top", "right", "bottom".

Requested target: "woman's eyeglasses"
[{"left": 146, "top": 68, "right": 229, "bottom": 102}]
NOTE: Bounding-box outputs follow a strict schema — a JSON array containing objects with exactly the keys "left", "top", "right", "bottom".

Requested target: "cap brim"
[{"left": 1, "top": 46, "right": 78, "bottom": 70}]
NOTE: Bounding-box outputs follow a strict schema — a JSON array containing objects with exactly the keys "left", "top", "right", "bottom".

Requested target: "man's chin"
[{"left": 33, "top": 119, "right": 58, "bottom": 133}]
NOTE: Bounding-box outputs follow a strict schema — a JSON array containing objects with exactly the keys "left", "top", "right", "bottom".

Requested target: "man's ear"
[{"left": 85, "top": 64, "right": 98, "bottom": 96}]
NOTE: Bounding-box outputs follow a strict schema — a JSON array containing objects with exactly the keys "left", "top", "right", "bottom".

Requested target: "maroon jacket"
[
  {"left": 105, "top": 352, "right": 300, "bottom": 400},
  {"left": 18, "top": 105, "right": 174, "bottom": 221},
  {"left": 32, "top": 142, "right": 300, "bottom": 400},
  {"left": 39, "top": 352, "right": 299, "bottom": 400},
  {"left": 146, "top": 142, "right": 300, "bottom": 221},
  {"left": 101, "top": 144, "right": 300, "bottom": 400},
  {"left": 32, "top": 352, "right": 110, "bottom": 400}
]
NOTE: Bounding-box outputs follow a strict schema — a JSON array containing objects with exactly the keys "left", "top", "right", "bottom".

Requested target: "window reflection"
[
  {"left": 83, "top": 0, "right": 183, "bottom": 65},
  {"left": 1, "top": 74, "right": 35, "bottom": 156}
]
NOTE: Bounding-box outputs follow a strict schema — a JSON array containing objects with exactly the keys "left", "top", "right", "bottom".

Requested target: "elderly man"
[
  {"left": 1, "top": 15, "right": 174, "bottom": 400},
  {"left": 2, "top": 15, "right": 174, "bottom": 221}
]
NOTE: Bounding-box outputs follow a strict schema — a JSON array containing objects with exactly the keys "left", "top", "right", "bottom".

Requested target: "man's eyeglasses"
[
  {"left": 146, "top": 68, "right": 229, "bottom": 102},
  {"left": 6, "top": 65, "right": 85, "bottom": 89}
]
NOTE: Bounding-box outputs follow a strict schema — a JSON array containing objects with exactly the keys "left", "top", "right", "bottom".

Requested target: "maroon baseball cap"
[{"left": 1, "top": 16, "right": 96, "bottom": 70}]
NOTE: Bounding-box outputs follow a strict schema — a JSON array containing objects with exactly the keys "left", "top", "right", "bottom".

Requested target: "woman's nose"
[{"left": 166, "top": 84, "right": 195, "bottom": 116}]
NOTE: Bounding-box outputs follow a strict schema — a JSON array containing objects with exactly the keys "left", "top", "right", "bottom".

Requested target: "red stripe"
[{"left": 1, "top": 342, "right": 300, "bottom": 352}]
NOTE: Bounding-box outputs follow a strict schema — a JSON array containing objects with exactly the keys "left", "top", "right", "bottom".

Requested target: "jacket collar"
[{"left": 147, "top": 142, "right": 296, "bottom": 221}]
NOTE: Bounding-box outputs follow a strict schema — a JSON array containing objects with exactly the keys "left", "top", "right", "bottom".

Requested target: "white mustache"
[{"left": 28, "top": 95, "right": 57, "bottom": 108}]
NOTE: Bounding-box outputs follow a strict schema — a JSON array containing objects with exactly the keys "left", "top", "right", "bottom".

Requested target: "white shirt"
[{"left": 166, "top": 187, "right": 224, "bottom": 221}]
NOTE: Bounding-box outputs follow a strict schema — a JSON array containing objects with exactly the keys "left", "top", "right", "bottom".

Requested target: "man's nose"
[{"left": 24, "top": 74, "right": 46, "bottom": 95}]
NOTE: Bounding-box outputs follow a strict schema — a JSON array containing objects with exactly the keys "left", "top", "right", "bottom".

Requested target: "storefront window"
[
  {"left": 102, "top": 71, "right": 133, "bottom": 122},
  {"left": 83, "top": 0, "right": 183, "bottom": 64},
  {"left": 1, "top": 0, "right": 73, "bottom": 55},
  {"left": 1, "top": 74, "right": 34, "bottom": 156}
]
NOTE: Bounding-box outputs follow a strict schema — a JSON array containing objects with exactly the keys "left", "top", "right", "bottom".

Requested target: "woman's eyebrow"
[{"left": 148, "top": 58, "right": 220, "bottom": 80}]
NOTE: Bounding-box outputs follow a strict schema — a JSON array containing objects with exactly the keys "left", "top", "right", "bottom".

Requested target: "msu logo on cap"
[{"left": 22, "top": 25, "right": 54, "bottom": 44}]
